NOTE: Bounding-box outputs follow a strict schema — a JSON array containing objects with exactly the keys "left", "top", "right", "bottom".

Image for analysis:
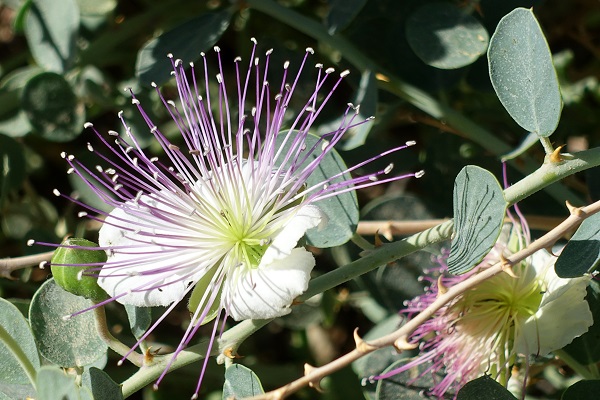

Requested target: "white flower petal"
[
  {"left": 515, "top": 252, "right": 593, "bottom": 355},
  {"left": 225, "top": 247, "right": 315, "bottom": 320},
  {"left": 261, "top": 205, "right": 322, "bottom": 265},
  {"left": 98, "top": 199, "right": 207, "bottom": 307}
]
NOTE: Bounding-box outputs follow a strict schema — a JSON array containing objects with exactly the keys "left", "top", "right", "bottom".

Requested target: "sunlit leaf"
[
  {"left": 29, "top": 279, "right": 108, "bottom": 367},
  {"left": 447, "top": 166, "right": 507, "bottom": 275},
  {"left": 488, "top": 7, "right": 562, "bottom": 137},
  {"left": 222, "top": 364, "right": 264, "bottom": 399}
]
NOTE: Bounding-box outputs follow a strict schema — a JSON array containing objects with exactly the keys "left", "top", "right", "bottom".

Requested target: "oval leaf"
[
  {"left": 24, "top": 0, "right": 79, "bottom": 72},
  {"left": 82, "top": 367, "right": 123, "bottom": 400},
  {"left": 457, "top": 375, "right": 517, "bottom": 399},
  {"left": 0, "top": 298, "right": 40, "bottom": 385},
  {"left": 29, "top": 279, "right": 108, "bottom": 367},
  {"left": 36, "top": 366, "right": 80, "bottom": 400},
  {"left": 21, "top": 72, "right": 85, "bottom": 142},
  {"left": 375, "top": 358, "right": 455, "bottom": 399},
  {"left": 555, "top": 211, "right": 600, "bottom": 277},
  {"left": 488, "top": 8, "right": 562, "bottom": 137},
  {"left": 447, "top": 166, "right": 507, "bottom": 275},
  {"left": 135, "top": 10, "right": 232, "bottom": 86},
  {"left": 222, "top": 364, "right": 264, "bottom": 399},
  {"left": 406, "top": 2, "right": 489, "bottom": 70}
]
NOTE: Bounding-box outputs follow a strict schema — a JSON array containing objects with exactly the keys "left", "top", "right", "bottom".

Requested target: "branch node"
[
  {"left": 353, "top": 328, "right": 377, "bottom": 353},
  {"left": 436, "top": 276, "right": 448, "bottom": 296},
  {"left": 565, "top": 200, "right": 585, "bottom": 217},
  {"left": 304, "top": 363, "right": 324, "bottom": 392},
  {"left": 393, "top": 336, "right": 419, "bottom": 353},
  {"left": 549, "top": 144, "right": 566, "bottom": 163},
  {"left": 223, "top": 347, "right": 243, "bottom": 359},
  {"left": 500, "top": 255, "right": 518, "bottom": 278}
]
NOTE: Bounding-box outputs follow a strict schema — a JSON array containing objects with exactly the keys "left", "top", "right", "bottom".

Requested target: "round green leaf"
[
  {"left": 36, "top": 366, "right": 80, "bottom": 400},
  {"left": 124, "top": 304, "right": 151, "bottom": 340},
  {"left": 135, "top": 10, "right": 232, "bottom": 86},
  {"left": 222, "top": 364, "right": 264, "bottom": 399},
  {"left": 447, "top": 166, "right": 507, "bottom": 275},
  {"left": 24, "top": 0, "right": 79, "bottom": 72},
  {"left": 50, "top": 238, "right": 109, "bottom": 302},
  {"left": 275, "top": 132, "right": 359, "bottom": 248},
  {"left": 555, "top": 211, "right": 600, "bottom": 277},
  {"left": 0, "top": 134, "right": 26, "bottom": 193},
  {"left": 488, "top": 8, "right": 562, "bottom": 137},
  {"left": 457, "top": 375, "right": 516, "bottom": 399},
  {"left": 0, "top": 298, "right": 40, "bottom": 385},
  {"left": 22, "top": 72, "right": 85, "bottom": 142},
  {"left": 29, "top": 279, "right": 108, "bottom": 367},
  {"left": 406, "top": 3, "right": 489, "bottom": 69}
]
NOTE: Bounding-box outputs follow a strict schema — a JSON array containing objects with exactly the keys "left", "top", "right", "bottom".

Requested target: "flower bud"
[{"left": 51, "top": 238, "right": 109, "bottom": 302}]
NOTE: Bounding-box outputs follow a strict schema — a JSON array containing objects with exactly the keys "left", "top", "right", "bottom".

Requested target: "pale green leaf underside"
[
  {"left": 488, "top": 7, "right": 562, "bottom": 137},
  {"left": 447, "top": 166, "right": 507, "bottom": 275}
]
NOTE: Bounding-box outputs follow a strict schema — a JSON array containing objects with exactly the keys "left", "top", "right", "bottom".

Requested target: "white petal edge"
[
  {"left": 260, "top": 205, "right": 322, "bottom": 266},
  {"left": 225, "top": 247, "right": 315, "bottom": 320},
  {"left": 514, "top": 252, "right": 593, "bottom": 355}
]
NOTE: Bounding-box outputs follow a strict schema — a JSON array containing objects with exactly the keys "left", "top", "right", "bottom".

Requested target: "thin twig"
[
  {"left": 245, "top": 199, "right": 600, "bottom": 400},
  {"left": 356, "top": 215, "right": 567, "bottom": 239},
  {"left": 0, "top": 251, "right": 54, "bottom": 278},
  {"left": 93, "top": 306, "right": 145, "bottom": 367}
]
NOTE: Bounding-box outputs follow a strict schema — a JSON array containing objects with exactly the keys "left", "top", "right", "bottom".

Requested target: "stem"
[
  {"left": 540, "top": 137, "right": 555, "bottom": 155},
  {"left": 553, "top": 349, "right": 598, "bottom": 380},
  {"left": 120, "top": 319, "right": 270, "bottom": 398},
  {"left": 246, "top": 0, "right": 584, "bottom": 206},
  {"left": 0, "top": 251, "right": 54, "bottom": 278},
  {"left": 0, "top": 324, "right": 37, "bottom": 387},
  {"left": 93, "top": 306, "right": 144, "bottom": 367}
]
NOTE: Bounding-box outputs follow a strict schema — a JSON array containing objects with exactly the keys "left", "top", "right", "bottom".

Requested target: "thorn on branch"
[
  {"left": 393, "top": 336, "right": 418, "bottom": 353},
  {"left": 223, "top": 347, "right": 243, "bottom": 359},
  {"left": 549, "top": 144, "right": 566, "bottom": 163},
  {"left": 353, "top": 328, "right": 377, "bottom": 353},
  {"left": 436, "top": 276, "right": 448, "bottom": 296},
  {"left": 566, "top": 200, "right": 585, "bottom": 217},
  {"left": 304, "top": 363, "right": 324, "bottom": 392}
]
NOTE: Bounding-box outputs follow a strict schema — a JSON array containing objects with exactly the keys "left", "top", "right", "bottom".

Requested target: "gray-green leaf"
[
  {"left": 222, "top": 364, "right": 264, "bottom": 399},
  {"left": 24, "top": 0, "right": 80, "bottom": 72},
  {"left": 447, "top": 166, "right": 507, "bottom": 275},
  {"left": 21, "top": 72, "right": 85, "bottom": 142},
  {"left": 29, "top": 279, "right": 108, "bottom": 367},
  {"left": 488, "top": 7, "right": 562, "bottom": 137},
  {"left": 406, "top": 2, "right": 489, "bottom": 70},
  {"left": 0, "top": 298, "right": 40, "bottom": 385},
  {"left": 555, "top": 211, "right": 600, "bottom": 277},
  {"left": 136, "top": 10, "right": 232, "bottom": 86}
]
